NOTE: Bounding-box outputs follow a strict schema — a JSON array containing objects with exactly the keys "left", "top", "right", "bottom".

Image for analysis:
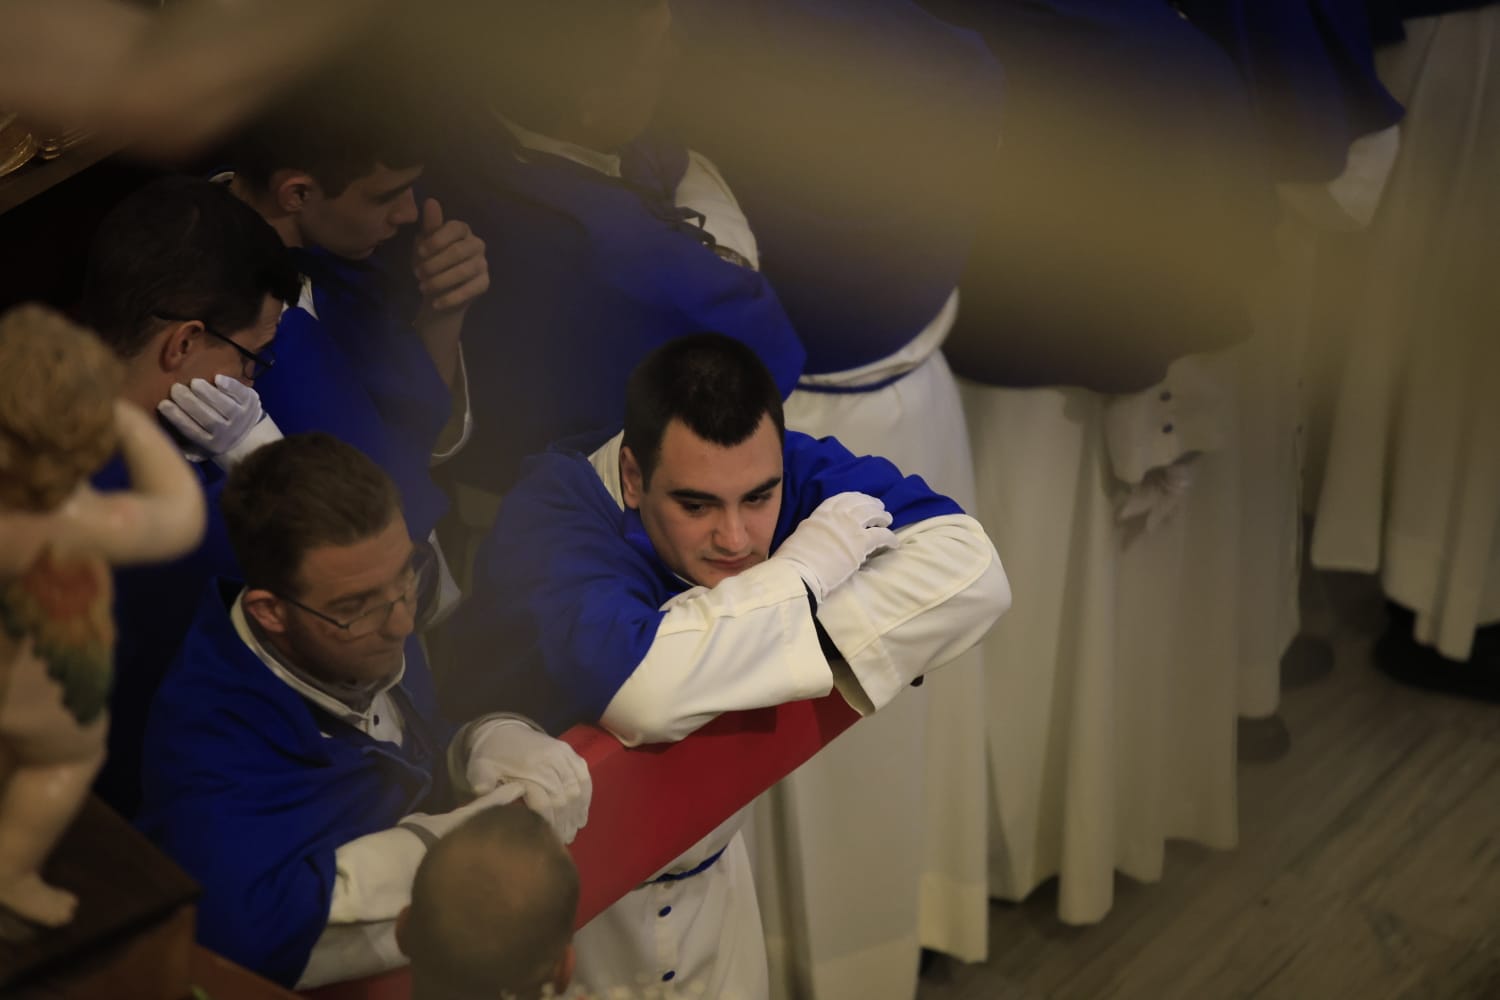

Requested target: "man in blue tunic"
[
  {"left": 444, "top": 335, "right": 1010, "bottom": 997},
  {"left": 80, "top": 175, "right": 302, "bottom": 817},
  {"left": 220, "top": 76, "right": 491, "bottom": 557},
  {"left": 137, "top": 433, "right": 591, "bottom": 989}
]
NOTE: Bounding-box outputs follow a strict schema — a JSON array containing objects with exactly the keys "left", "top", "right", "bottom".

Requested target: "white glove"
[
  {"left": 465, "top": 719, "right": 592, "bottom": 844},
  {"left": 1116, "top": 455, "right": 1197, "bottom": 534},
  {"left": 772, "top": 491, "right": 897, "bottom": 604},
  {"left": 157, "top": 375, "right": 282, "bottom": 468},
  {"left": 398, "top": 781, "right": 528, "bottom": 845}
]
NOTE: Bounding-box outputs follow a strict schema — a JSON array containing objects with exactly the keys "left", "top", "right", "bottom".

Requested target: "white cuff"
[
  {"left": 213, "top": 413, "right": 283, "bottom": 471},
  {"left": 431, "top": 344, "right": 473, "bottom": 465}
]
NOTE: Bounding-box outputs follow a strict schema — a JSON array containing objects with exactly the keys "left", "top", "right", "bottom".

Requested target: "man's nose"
[
  {"left": 715, "top": 508, "right": 749, "bottom": 553},
  {"left": 392, "top": 188, "right": 420, "bottom": 227},
  {"left": 380, "top": 593, "right": 418, "bottom": 641}
]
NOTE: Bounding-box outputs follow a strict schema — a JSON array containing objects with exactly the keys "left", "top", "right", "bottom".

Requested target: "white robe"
[
  {"left": 1309, "top": 9, "right": 1500, "bottom": 660},
  {"left": 752, "top": 298, "right": 991, "bottom": 1000},
  {"left": 963, "top": 218, "right": 1331, "bottom": 922}
]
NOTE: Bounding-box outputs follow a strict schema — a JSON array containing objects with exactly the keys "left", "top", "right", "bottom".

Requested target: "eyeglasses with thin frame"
[
  {"left": 151, "top": 312, "right": 276, "bottom": 380},
  {"left": 278, "top": 547, "right": 438, "bottom": 640}
]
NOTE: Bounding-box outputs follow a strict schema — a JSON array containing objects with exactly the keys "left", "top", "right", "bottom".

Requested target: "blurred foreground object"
[
  {"left": 0, "top": 114, "right": 36, "bottom": 178},
  {"left": 0, "top": 304, "right": 204, "bottom": 932},
  {"left": 0, "top": 0, "right": 391, "bottom": 159}
]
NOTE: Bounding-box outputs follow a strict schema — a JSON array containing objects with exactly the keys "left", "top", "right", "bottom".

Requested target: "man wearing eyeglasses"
[
  {"left": 137, "top": 433, "right": 591, "bottom": 990},
  {"left": 81, "top": 175, "right": 304, "bottom": 818},
  {"left": 82, "top": 175, "right": 300, "bottom": 470}
]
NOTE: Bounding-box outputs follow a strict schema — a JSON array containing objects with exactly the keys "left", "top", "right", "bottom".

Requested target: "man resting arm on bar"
[{"left": 446, "top": 333, "right": 1009, "bottom": 998}]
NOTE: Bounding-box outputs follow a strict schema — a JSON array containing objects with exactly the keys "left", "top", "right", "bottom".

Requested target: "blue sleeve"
[
  {"left": 93, "top": 459, "right": 238, "bottom": 818},
  {"left": 443, "top": 454, "right": 673, "bottom": 732},
  {"left": 296, "top": 252, "right": 455, "bottom": 463},
  {"left": 138, "top": 681, "right": 435, "bottom": 985},
  {"left": 257, "top": 306, "right": 448, "bottom": 539},
  {"left": 138, "top": 698, "right": 340, "bottom": 986},
  {"left": 774, "top": 431, "right": 965, "bottom": 542}
]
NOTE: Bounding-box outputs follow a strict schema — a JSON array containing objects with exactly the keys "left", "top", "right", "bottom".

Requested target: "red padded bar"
[
  {"left": 563, "top": 692, "right": 860, "bottom": 926},
  {"left": 301, "top": 968, "right": 410, "bottom": 1000},
  {"left": 301, "top": 693, "right": 860, "bottom": 1000}
]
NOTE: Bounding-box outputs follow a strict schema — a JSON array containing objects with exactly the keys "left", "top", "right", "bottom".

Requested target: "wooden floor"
[{"left": 917, "top": 572, "right": 1500, "bottom": 1000}]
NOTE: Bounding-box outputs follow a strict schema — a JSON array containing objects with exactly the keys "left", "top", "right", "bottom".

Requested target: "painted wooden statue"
[{"left": 0, "top": 304, "right": 204, "bottom": 927}]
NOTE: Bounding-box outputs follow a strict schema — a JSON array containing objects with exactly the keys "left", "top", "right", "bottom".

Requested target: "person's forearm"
[
  {"left": 599, "top": 559, "right": 835, "bottom": 746},
  {"left": 0, "top": 0, "right": 389, "bottom": 157},
  {"left": 87, "top": 400, "right": 206, "bottom": 565},
  {"left": 413, "top": 307, "right": 464, "bottom": 390},
  {"left": 325, "top": 827, "right": 427, "bottom": 925},
  {"left": 817, "top": 514, "right": 1010, "bottom": 712}
]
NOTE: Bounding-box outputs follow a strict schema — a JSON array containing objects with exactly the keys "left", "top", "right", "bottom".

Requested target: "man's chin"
[{"left": 696, "top": 556, "right": 759, "bottom": 585}]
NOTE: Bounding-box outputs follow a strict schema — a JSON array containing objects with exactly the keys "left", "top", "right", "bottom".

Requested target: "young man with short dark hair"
[
  {"left": 137, "top": 434, "right": 590, "bottom": 990},
  {"left": 219, "top": 71, "right": 490, "bottom": 625},
  {"left": 446, "top": 334, "right": 1010, "bottom": 997}
]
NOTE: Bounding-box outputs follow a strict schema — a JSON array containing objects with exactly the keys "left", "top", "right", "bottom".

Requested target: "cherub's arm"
[{"left": 68, "top": 401, "right": 206, "bottom": 566}]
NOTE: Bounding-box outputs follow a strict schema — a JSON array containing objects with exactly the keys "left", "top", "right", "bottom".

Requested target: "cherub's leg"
[{"left": 0, "top": 749, "right": 103, "bottom": 926}]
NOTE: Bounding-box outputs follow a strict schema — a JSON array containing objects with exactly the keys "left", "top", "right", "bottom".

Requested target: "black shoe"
[{"left": 1373, "top": 603, "right": 1500, "bottom": 702}]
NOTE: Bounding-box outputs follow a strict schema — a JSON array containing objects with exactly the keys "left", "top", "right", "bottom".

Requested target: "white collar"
[
  {"left": 497, "top": 113, "right": 624, "bottom": 179},
  {"left": 588, "top": 432, "right": 627, "bottom": 510},
  {"left": 231, "top": 589, "right": 405, "bottom": 726},
  {"left": 293, "top": 275, "right": 318, "bottom": 319}
]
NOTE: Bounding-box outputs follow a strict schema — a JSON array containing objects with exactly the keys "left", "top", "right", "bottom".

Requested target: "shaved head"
[{"left": 403, "top": 802, "right": 579, "bottom": 1000}]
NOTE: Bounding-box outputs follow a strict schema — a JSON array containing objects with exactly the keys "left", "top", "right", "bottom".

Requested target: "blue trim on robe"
[
  {"left": 135, "top": 579, "right": 456, "bottom": 988},
  {"left": 423, "top": 117, "right": 807, "bottom": 494},
  {"left": 442, "top": 430, "right": 964, "bottom": 734},
  {"left": 664, "top": 0, "right": 1006, "bottom": 374},
  {"left": 254, "top": 269, "right": 450, "bottom": 541},
  {"left": 92, "top": 454, "right": 237, "bottom": 818}
]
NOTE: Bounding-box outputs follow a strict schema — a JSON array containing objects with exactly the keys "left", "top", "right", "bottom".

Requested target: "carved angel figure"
[{"left": 0, "top": 304, "right": 204, "bottom": 927}]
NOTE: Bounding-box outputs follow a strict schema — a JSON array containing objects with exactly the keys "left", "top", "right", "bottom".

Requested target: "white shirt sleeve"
[
  {"left": 294, "top": 826, "right": 428, "bottom": 988},
  {"left": 600, "top": 559, "right": 836, "bottom": 747},
  {"left": 297, "top": 775, "right": 532, "bottom": 988},
  {"left": 816, "top": 513, "right": 1010, "bottom": 713}
]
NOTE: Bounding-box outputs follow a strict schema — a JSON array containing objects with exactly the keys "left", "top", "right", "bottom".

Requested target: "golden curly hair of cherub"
[{"left": 0, "top": 304, "right": 124, "bottom": 512}]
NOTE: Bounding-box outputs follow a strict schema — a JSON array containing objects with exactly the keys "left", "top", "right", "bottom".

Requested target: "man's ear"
[
  {"left": 552, "top": 942, "right": 576, "bottom": 994},
  {"left": 158, "top": 320, "right": 202, "bottom": 374},
  {"left": 619, "top": 446, "right": 645, "bottom": 510},
  {"left": 243, "top": 588, "right": 290, "bottom": 635},
  {"left": 393, "top": 905, "right": 412, "bottom": 958},
  {"left": 272, "top": 169, "right": 319, "bottom": 215}
]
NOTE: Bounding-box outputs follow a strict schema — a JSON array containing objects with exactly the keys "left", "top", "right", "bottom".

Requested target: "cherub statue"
[{"left": 0, "top": 304, "right": 204, "bottom": 928}]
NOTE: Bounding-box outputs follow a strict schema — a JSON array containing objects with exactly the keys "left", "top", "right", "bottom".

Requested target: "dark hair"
[
  {"left": 406, "top": 802, "right": 580, "bottom": 1000},
  {"left": 224, "top": 51, "right": 426, "bottom": 198},
  {"left": 221, "top": 433, "right": 402, "bottom": 598},
  {"left": 80, "top": 176, "right": 300, "bottom": 361},
  {"left": 622, "top": 333, "right": 786, "bottom": 488},
  {"left": 460, "top": 0, "right": 665, "bottom": 133}
]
